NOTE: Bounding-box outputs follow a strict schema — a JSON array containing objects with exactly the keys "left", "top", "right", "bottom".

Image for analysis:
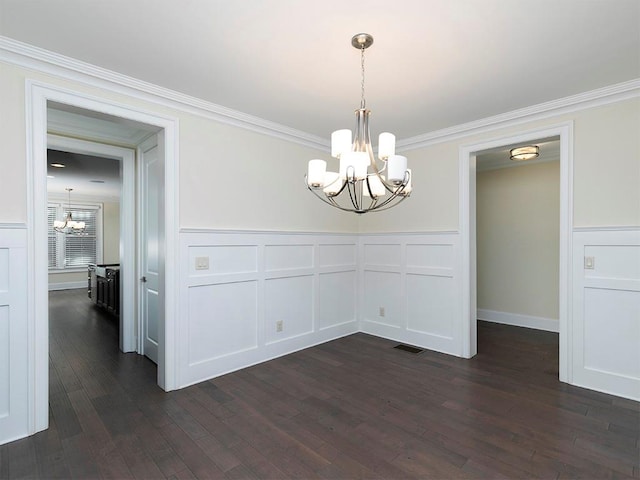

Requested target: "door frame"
[
  {"left": 458, "top": 122, "right": 573, "bottom": 383},
  {"left": 26, "top": 80, "right": 179, "bottom": 435},
  {"left": 47, "top": 134, "right": 136, "bottom": 353}
]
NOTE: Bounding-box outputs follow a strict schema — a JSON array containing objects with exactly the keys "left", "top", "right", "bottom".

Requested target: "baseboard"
[
  {"left": 477, "top": 309, "right": 559, "bottom": 333},
  {"left": 48, "top": 281, "right": 86, "bottom": 291}
]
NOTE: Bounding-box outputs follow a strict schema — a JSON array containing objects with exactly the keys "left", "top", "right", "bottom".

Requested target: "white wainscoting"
[
  {"left": 572, "top": 228, "right": 640, "bottom": 401},
  {"left": 359, "top": 233, "right": 463, "bottom": 356},
  {"left": 0, "top": 225, "right": 29, "bottom": 445},
  {"left": 178, "top": 230, "right": 358, "bottom": 387}
]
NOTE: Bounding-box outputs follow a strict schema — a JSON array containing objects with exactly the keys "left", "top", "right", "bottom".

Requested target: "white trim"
[
  {"left": 2, "top": 36, "right": 638, "bottom": 153},
  {"left": 48, "top": 281, "right": 86, "bottom": 291},
  {"left": 26, "top": 80, "right": 179, "bottom": 437},
  {"left": 573, "top": 226, "right": 640, "bottom": 232},
  {"left": 477, "top": 309, "right": 559, "bottom": 333},
  {"left": 47, "top": 134, "right": 136, "bottom": 353},
  {"left": 1, "top": 36, "right": 328, "bottom": 152},
  {"left": 459, "top": 123, "right": 573, "bottom": 383},
  {"left": 398, "top": 79, "right": 640, "bottom": 151},
  {"left": 0, "top": 223, "right": 28, "bottom": 229}
]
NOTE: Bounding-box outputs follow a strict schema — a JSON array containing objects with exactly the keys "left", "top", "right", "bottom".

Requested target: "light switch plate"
[{"left": 195, "top": 256, "right": 209, "bottom": 271}]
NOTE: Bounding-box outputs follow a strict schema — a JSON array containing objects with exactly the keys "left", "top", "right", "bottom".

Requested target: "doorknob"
[{"left": 141, "top": 276, "right": 147, "bottom": 283}]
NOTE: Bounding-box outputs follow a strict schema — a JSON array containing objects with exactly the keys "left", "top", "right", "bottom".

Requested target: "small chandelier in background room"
[
  {"left": 305, "top": 33, "right": 412, "bottom": 214},
  {"left": 510, "top": 145, "right": 539, "bottom": 161},
  {"left": 54, "top": 187, "right": 86, "bottom": 233}
]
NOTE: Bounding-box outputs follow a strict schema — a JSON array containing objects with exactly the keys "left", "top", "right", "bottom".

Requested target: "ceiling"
[
  {"left": 47, "top": 149, "right": 121, "bottom": 200},
  {"left": 1, "top": 0, "right": 638, "bottom": 142},
  {"left": 476, "top": 137, "right": 559, "bottom": 172}
]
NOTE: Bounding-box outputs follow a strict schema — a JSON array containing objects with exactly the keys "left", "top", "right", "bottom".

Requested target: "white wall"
[
  {"left": 0, "top": 44, "right": 639, "bottom": 448},
  {"left": 572, "top": 229, "right": 640, "bottom": 400},
  {"left": 179, "top": 230, "right": 358, "bottom": 386},
  {"left": 359, "top": 233, "right": 462, "bottom": 355},
  {"left": 0, "top": 226, "right": 28, "bottom": 443},
  {"left": 476, "top": 161, "right": 560, "bottom": 329}
]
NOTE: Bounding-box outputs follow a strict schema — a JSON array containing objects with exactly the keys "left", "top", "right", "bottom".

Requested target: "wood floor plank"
[{"left": 1, "top": 289, "right": 638, "bottom": 479}]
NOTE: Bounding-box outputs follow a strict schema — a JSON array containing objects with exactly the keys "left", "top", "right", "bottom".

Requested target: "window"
[{"left": 48, "top": 202, "right": 102, "bottom": 271}]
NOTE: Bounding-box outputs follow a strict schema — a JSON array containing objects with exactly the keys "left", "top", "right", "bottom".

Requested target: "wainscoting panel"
[
  {"left": 359, "top": 233, "right": 462, "bottom": 356},
  {"left": 318, "top": 271, "right": 357, "bottom": 330},
  {"left": 318, "top": 243, "right": 356, "bottom": 267},
  {"left": 0, "top": 226, "right": 28, "bottom": 445},
  {"left": 362, "top": 270, "right": 402, "bottom": 328},
  {"left": 265, "top": 244, "right": 313, "bottom": 272},
  {"left": 265, "top": 275, "right": 313, "bottom": 344},
  {"left": 573, "top": 229, "right": 640, "bottom": 401},
  {"left": 179, "top": 230, "right": 358, "bottom": 387},
  {"left": 187, "top": 281, "right": 259, "bottom": 365},
  {"left": 406, "top": 274, "right": 454, "bottom": 339}
]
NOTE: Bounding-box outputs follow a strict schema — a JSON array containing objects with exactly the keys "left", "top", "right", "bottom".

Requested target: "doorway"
[
  {"left": 26, "top": 81, "right": 179, "bottom": 435},
  {"left": 458, "top": 123, "right": 573, "bottom": 384},
  {"left": 46, "top": 133, "right": 136, "bottom": 352}
]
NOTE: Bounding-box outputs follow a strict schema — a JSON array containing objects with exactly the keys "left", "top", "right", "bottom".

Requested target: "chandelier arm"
[{"left": 366, "top": 195, "right": 409, "bottom": 213}]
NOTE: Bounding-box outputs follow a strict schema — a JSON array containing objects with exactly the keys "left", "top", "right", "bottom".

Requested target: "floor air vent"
[{"left": 393, "top": 344, "right": 424, "bottom": 354}]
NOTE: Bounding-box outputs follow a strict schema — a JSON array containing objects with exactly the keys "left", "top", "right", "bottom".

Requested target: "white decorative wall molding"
[
  {"left": 358, "top": 232, "right": 463, "bottom": 356},
  {"left": 0, "top": 227, "right": 29, "bottom": 445},
  {"left": 398, "top": 79, "right": 640, "bottom": 151},
  {"left": 572, "top": 229, "right": 640, "bottom": 401},
  {"left": 0, "top": 36, "right": 328, "bottom": 152},
  {"left": 178, "top": 230, "right": 358, "bottom": 388},
  {"left": 2, "top": 36, "right": 638, "bottom": 154},
  {"left": 477, "top": 309, "right": 559, "bottom": 333}
]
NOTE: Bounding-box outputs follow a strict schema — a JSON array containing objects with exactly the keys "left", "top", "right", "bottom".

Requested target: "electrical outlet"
[
  {"left": 276, "top": 320, "right": 283, "bottom": 332},
  {"left": 195, "top": 256, "right": 209, "bottom": 271},
  {"left": 379, "top": 307, "right": 385, "bottom": 317},
  {"left": 584, "top": 256, "right": 595, "bottom": 270}
]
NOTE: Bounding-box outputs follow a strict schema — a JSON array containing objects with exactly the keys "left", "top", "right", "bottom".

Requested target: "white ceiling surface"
[
  {"left": 476, "top": 138, "right": 559, "bottom": 172},
  {"left": 1, "top": 0, "right": 638, "bottom": 142}
]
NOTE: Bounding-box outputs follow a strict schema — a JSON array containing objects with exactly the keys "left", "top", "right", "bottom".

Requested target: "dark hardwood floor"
[{"left": 1, "top": 289, "right": 638, "bottom": 479}]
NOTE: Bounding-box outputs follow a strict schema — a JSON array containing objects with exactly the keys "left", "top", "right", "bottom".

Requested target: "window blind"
[{"left": 48, "top": 203, "right": 101, "bottom": 270}]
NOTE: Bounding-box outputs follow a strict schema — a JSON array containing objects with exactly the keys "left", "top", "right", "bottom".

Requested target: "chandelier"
[
  {"left": 53, "top": 188, "right": 86, "bottom": 233},
  {"left": 305, "top": 33, "right": 412, "bottom": 214}
]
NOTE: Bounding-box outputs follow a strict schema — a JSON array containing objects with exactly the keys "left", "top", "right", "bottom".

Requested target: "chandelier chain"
[{"left": 360, "top": 44, "right": 366, "bottom": 109}]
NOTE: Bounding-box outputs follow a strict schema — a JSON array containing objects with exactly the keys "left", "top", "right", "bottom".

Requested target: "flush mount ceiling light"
[
  {"left": 53, "top": 187, "right": 86, "bottom": 233},
  {"left": 305, "top": 33, "right": 412, "bottom": 214},
  {"left": 50, "top": 162, "right": 66, "bottom": 168},
  {"left": 510, "top": 145, "right": 539, "bottom": 161}
]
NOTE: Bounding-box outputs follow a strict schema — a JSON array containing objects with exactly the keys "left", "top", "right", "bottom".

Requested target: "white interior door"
[{"left": 139, "top": 134, "right": 164, "bottom": 364}]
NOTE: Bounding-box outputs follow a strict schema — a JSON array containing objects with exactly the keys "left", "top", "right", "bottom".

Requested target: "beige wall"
[
  {"left": 102, "top": 201, "right": 120, "bottom": 263},
  {"left": 1, "top": 62, "right": 638, "bottom": 235},
  {"left": 476, "top": 161, "right": 560, "bottom": 320},
  {"left": 359, "top": 98, "right": 640, "bottom": 233},
  {"left": 0, "top": 62, "right": 356, "bottom": 233}
]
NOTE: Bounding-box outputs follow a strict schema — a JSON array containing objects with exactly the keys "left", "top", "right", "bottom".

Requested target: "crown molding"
[
  {"left": 1, "top": 36, "right": 638, "bottom": 152},
  {"left": 397, "top": 78, "right": 640, "bottom": 152},
  {"left": 0, "top": 36, "right": 330, "bottom": 152}
]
